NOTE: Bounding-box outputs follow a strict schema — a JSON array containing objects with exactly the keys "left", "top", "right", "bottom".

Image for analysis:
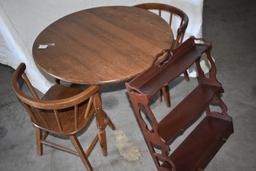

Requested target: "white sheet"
[{"left": 0, "top": 0, "right": 204, "bottom": 93}]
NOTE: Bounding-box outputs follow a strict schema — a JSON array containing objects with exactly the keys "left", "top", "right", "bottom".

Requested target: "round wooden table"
[{"left": 33, "top": 6, "right": 173, "bottom": 85}]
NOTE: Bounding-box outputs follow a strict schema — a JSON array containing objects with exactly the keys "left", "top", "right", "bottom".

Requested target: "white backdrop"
[{"left": 0, "top": 0, "right": 204, "bottom": 93}]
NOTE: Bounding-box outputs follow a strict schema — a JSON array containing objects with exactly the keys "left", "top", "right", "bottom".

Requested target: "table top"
[{"left": 33, "top": 6, "right": 173, "bottom": 85}]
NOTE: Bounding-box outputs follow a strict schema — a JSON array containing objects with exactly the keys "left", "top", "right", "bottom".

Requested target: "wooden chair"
[
  {"left": 126, "top": 37, "right": 233, "bottom": 171},
  {"left": 12, "top": 63, "right": 115, "bottom": 171},
  {"left": 135, "top": 3, "right": 189, "bottom": 107}
]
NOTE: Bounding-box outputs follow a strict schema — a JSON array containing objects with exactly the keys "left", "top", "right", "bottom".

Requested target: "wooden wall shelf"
[{"left": 126, "top": 37, "right": 233, "bottom": 171}]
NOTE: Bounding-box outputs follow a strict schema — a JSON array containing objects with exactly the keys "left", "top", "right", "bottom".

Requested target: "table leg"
[{"left": 93, "top": 92, "right": 116, "bottom": 156}]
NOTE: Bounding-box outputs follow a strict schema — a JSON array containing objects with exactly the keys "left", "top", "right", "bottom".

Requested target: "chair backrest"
[
  {"left": 126, "top": 37, "right": 221, "bottom": 170},
  {"left": 12, "top": 63, "right": 99, "bottom": 135},
  {"left": 135, "top": 3, "right": 189, "bottom": 49}
]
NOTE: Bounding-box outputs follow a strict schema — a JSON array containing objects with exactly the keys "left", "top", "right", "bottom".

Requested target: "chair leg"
[
  {"left": 161, "top": 85, "right": 171, "bottom": 107},
  {"left": 35, "top": 128, "right": 43, "bottom": 156},
  {"left": 95, "top": 109, "right": 108, "bottom": 156},
  {"left": 96, "top": 111, "right": 116, "bottom": 156},
  {"left": 70, "top": 135, "right": 93, "bottom": 171},
  {"left": 93, "top": 92, "right": 115, "bottom": 156},
  {"left": 96, "top": 112, "right": 116, "bottom": 156}
]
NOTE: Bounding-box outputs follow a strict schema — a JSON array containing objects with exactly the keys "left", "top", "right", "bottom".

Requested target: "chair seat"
[
  {"left": 33, "top": 84, "right": 94, "bottom": 135},
  {"left": 43, "top": 84, "right": 82, "bottom": 100}
]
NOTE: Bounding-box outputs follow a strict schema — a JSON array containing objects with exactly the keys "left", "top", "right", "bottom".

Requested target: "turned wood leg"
[
  {"left": 93, "top": 92, "right": 110, "bottom": 156},
  {"left": 35, "top": 128, "right": 43, "bottom": 156},
  {"left": 97, "top": 113, "right": 116, "bottom": 156},
  {"left": 70, "top": 135, "right": 93, "bottom": 171},
  {"left": 96, "top": 111, "right": 115, "bottom": 156},
  {"left": 161, "top": 85, "right": 171, "bottom": 107}
]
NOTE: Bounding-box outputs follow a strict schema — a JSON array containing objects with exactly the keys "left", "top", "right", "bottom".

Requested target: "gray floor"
[{"left": 1, "top": 0, "right": 256, "bottom": 170}]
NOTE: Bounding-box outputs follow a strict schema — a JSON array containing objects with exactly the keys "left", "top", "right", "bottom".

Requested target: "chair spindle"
[
  {"left": 84, "top": 96, "right": 93, "bottom": 119},
  {"left": 158, "top": 9, "right": 162, "bottom": 17},
  {"left": 54, "top": 110, "right": 63, "bottom": 132},
  {"left": 169, "top": 13, "right": 173, "bottom": 26},
  {"left": 74, "top": 104, "right": 78, "bottom": 130},
  {"left": 22, "top": 73, "right": 39, "bottom": 99}
]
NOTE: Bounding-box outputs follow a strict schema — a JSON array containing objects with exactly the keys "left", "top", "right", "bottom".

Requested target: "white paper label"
[
  {"left": 38, "top": 43, "right": 55, "bottom": 49},
  {"left": 38, "top": 44, "right": 48, "bottom": 49}
]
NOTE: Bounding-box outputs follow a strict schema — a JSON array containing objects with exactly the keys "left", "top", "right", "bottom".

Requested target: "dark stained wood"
[
  {"left": 33, "top": 6, "right": 173, "bottom": 85},
  {"left": 134, "top": 3, "right": 188, "bottom": 49},
  {"left": 36, "top": 128, "right": 43, "bottom": 156},
  {"left": 134, "top": 3, "right": 189, "bottom": 106},
  {"left": 126, "top": 37, "right": 233, "bottom": 171},
  {"left": 158, "top": 84, "right": 221, "bottom": 144},
  {"left": 169, "top": 117, "right": 233, "bottom": 171},
  {"left": 127, "top": 38, "right": 208, "bottom": 96},
  {"left": 70, "top": 135, "right": 93, "bottom": 171},
  {"left": 12, "top": 63, "right": 116, "bottom": 170}
]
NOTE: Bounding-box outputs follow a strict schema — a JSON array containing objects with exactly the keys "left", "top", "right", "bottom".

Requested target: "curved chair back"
[
  {"left": 12, "top": 63, "right": 98, "bottom": 135},
  {"left": 135, "top": 3, "right": 189, "bottom": 49}
]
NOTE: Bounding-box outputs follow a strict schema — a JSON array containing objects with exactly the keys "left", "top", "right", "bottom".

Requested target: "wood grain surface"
[{"left": 33, "top": 6, "right": 173, "bottom": 85}]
